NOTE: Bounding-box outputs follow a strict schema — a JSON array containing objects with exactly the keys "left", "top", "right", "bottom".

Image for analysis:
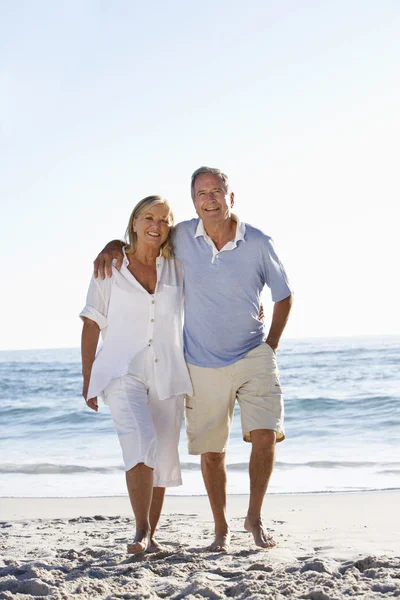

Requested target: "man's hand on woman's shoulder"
[{"left": 94, "top": 240, "right": 124, "bottom": 279}]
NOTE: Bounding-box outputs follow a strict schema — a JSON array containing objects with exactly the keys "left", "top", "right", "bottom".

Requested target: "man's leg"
[
  {"left": 185, "top": 363, "right": 235, "bottom": 551},
  {"left": 201, "top": 452, "right": 230, "bottom": 551},
  {"left": 235, "top": 344, "right": 285, "bottom": 549},
  {"left": 244, "top": 429, "right": 277, "bottom": 548}
]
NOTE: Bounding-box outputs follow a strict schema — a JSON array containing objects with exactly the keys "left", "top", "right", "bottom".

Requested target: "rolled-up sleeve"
[
  {"left": 261, "top": 237, "right": 292, "bottom": 302},
  {"left": 79, "top": 275, "right": 112, "bottom": 330}
]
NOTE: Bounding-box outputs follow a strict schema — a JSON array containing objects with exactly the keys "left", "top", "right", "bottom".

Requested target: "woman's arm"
[{"left": 81, "top": 317, "right": 101, "bottom": 412}]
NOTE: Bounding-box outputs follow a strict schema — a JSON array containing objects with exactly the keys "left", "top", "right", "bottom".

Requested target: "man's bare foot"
[
  {"left": 244, "top": 516, "right": 276, "bottom": 549},
  {"left": 147, "top": 537, "right": 166, "bottom": 553},
  {"left": 127, "top": 529, "right": 150, "bottom": 554},
  {"left": 207, "top": 531, "right": 231, "bottom": 552}
]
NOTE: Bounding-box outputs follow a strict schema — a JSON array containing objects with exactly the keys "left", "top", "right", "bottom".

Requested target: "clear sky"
[{"left": 1, "top": 0, "right": 399, "bottom": 350}]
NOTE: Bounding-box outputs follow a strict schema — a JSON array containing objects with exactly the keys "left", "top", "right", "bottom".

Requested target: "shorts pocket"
[
  {"left": 256, "top": 370, "right": 282, "bottom": 396},
  {"left": 184, "top": 395, "right": 197, "bottom": 443},
  {"left": 253, "top": 345, "right": 281, "bottom": 395}
]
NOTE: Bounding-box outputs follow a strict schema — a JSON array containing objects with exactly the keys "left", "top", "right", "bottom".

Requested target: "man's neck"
[{"left": 203, "top": 216, "right": 237, "bottom": 251}]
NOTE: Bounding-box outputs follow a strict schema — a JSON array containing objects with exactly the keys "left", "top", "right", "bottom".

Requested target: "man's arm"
[
  {"left": 93, "top": 240, "right": 124, "bottom": 279},
  {"left": 265, "top": 293, "right": 293, "bottom": 352}
]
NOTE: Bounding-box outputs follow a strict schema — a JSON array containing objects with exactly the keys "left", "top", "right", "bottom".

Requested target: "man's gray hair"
[{"left": 190, "top": 166, "right": 230, "bottom": 199}]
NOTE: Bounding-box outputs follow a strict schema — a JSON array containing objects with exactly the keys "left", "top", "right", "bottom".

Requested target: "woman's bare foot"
[
  {"left": 244, "top": 516, "right": 276, "bottom": 549},
  {"left": 207, "top": 530, "right": 231, "bottom": 552},
  {"left": 147, "top": 537, "right": 166, "bottom": 553},
  {"left": 127, "top": 529, "right": 150, "bottom": 554}
]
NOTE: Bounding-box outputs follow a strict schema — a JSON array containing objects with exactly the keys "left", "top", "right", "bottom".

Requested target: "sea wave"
[
  {"left": 2, "top": 460, "right": 399, "bottom": 475},
  {"left": 0, "top": 463, "right": 122, "bottom": 475},
  {"left": 227, "top": 460, "right": 400, "bottom": 471},
  {"left": 285, "top": 395, "right": 396, "bottom": 409},
  {"left": 1, "top": 339, "right": 399, "bottom": 496}
]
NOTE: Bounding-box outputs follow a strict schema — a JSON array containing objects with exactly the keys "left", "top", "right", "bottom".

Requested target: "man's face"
[{"left": 192, "top": 173, "right": 234, "bottom": 224}]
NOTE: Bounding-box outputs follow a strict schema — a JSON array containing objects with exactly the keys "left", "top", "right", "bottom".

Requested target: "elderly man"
[{"left": 95, "top": 167, "right": 293, "bottom": 551}]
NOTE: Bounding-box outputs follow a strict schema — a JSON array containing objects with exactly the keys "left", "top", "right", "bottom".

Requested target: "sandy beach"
[{"left": 1, "top": 491, "right": 399, "bottom": 599}]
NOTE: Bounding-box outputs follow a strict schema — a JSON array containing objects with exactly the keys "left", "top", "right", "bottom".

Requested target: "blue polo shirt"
[{"left": 172, "top": 216, "right": 292, "bottom": 368}]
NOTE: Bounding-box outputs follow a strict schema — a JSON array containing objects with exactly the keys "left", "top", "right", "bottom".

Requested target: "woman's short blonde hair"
[{"left": 125, "top": 195, "right": 175, "bottom": 259}]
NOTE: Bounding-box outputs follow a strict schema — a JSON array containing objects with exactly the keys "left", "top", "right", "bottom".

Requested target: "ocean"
[{"left": 0, "top": 336, "right": 399, "bottom": 498}]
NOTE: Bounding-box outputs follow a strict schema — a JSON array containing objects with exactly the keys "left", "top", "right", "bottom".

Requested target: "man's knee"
[
  {"left": 250, "top": 429, "right": 276, "bottom": 449},
  {"left": 201, "top": 451, "right": 226, "bottom": 468}
]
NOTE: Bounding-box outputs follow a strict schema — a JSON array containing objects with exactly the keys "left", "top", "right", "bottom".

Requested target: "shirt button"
[
  {"left": 150, "top": 319, "right": 154, "bottom": 322},
  {"left": 148, "top": 339, "right": 152, "bottom": 343},
  {"left": 154, "top": 358, "right": 158, "bottom": 363},
  {"left": 152, "top": 300, "right": 155, "bottom": 304}
]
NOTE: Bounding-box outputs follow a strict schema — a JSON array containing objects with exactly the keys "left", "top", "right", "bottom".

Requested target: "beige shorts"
[{"left": 185, "top": 343, "right": 284, "bottom": 455}]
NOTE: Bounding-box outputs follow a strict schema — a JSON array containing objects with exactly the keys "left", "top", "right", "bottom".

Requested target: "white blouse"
[{"left": 80, "top": 253, "right": 193, "bottom": 402}]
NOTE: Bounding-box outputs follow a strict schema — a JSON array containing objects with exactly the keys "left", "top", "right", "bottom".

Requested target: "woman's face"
[{"left": 133, "top": 203, "right": 172, "bottom": 251}]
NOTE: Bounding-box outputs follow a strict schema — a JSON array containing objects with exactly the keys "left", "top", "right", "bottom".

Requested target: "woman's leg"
[
  {"left": 126, "top": 463, "right": 153, "bottom": 553},
  {"left": 105, "top": 375, "right": 158, "bottom": 553},
  {"left": 147, "top": 393, "right": 184, "bottom": 549},
  {"left": 148, "top": 486, "right": 166, "bottom": 551}
]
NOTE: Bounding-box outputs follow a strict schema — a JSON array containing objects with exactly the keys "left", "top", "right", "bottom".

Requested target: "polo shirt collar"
[{"left": 194, "top": 213, "right": 246, "bottom": 243}]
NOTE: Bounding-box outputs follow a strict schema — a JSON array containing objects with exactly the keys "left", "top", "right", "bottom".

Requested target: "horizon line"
[{"left": 1, "top": 333, "right": 400, "bottom": 353}]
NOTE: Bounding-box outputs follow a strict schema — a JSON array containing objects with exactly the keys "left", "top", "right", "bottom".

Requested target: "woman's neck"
[{"left": 130, "top": 244, "right": 160, "bottom": 266}]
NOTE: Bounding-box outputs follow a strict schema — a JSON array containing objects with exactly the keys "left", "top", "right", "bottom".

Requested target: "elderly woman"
[{"left": 80, "top": 196, "right": 192, "bottom": 554}]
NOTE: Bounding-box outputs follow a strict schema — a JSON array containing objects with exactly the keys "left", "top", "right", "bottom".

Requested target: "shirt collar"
[
  {"left": 194, "top": 213, "right": 246, "bottom": 243},
  {"left": 122, "top": 246, "right": 164, "bottom": 268},
  {"left": 122, "top": 246, "right": 129, "bottom": 267}
]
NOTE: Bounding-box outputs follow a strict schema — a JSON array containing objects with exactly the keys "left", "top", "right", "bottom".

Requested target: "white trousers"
[{"left": 104, "top": 349, "right": 184, "bottom": 487}]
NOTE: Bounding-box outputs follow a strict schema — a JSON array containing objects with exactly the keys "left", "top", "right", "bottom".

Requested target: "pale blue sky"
[{"left": 1, "top": 0, "right": 399, "bottom": 350}]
